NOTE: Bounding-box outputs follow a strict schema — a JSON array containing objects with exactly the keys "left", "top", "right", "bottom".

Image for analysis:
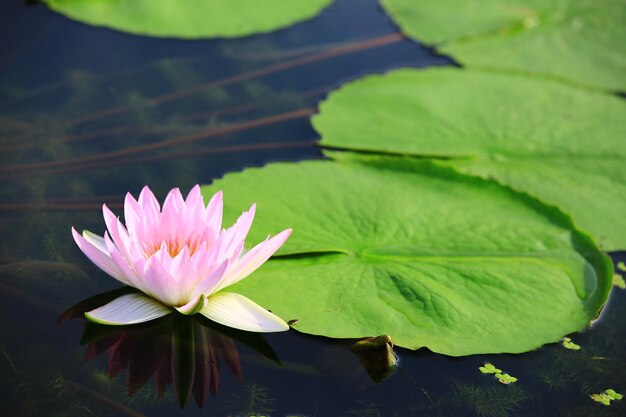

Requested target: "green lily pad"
[
  {"left": 43, "top": 0, "right": 332, "bottom": 39},
  {"left": 201, "top": 158, "right": 611, "bottom": 355},
  {"left": 379, "top": 0, "right": 626, "bottom": 91},
  {"left": 312, "top": 67, "right": 626, "bottom": 250}
]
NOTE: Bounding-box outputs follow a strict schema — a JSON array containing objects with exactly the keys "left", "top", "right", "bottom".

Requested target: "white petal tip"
[
  {"left": 200, "top": 292, "right": 289, "bottom": 333},
  {"left": 85, "top": 293, "right": 171, "bottom": 325}
]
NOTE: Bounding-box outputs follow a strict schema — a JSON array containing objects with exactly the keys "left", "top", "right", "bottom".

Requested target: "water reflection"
[{"left": 59, "top": 289, "right": 280, "bottom": 408}]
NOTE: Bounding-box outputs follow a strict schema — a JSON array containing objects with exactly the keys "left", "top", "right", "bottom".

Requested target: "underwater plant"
[
  {"left": 223, "top": 383, "right": 276, "bottom": 416},
  {"left": 449, "top": 382, "right": 527, "bottom": 417}
]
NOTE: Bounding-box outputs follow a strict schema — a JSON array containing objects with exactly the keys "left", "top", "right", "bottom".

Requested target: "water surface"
[{"left": 0, "top": 1, "right": 624, "bottom": 416}]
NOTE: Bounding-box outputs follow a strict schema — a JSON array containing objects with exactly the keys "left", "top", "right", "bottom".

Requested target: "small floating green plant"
[
  {"left": 590, "top": 389, "right": 623, "bottom": 406},
  {"left": 495, "top": 374, "right": 518, "bottom": 385},
  {"left": 561, "top": 337, "right": 581, "bottom": 350},
  {"left": 479, "top": 363, "right": 517, "bottom": 385},
  {"left": 479, "top": 363, "right": 501, "bottom": 375},
  {"left": 614, "top": 262, "right": 626, "bottom": 289}
]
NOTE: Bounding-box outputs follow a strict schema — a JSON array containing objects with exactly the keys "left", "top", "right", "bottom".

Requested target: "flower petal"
[
  {"left": 160, "top": 188, "right": 186, "bottom": 245},
  {"left": 72, "top": 228, "right": 130, "bottom": 285},
  {"left": 185, "top": 185, "right": 204, "bottom": 212},
  {"left": 217, "top": 228, "right": 292, "bottom": 292},
  {"left": 162, "top": 187, "right": 185, "bottom": 217},
  {"left": 85, "top": 293, "right": 171, "bottom": 325},
  {"left": 104, "top": 234, "right": 145, "bottom": 292},
  {"left": 204, "top": 190, "right": 223, "bottom": 234},
  {"left": 199, "top": 292, "right": 288, "bottom": 332},
  {"left": 172, "top": 248, "right": 201, "bottom": 300},
  {"left": 175, "top": 294, "right": 206, "bottom": 315},
  {"left": 124, "top": 191, "right": 144, "bottom": 239},
  {"left": 190, "top": 259, "right": 229, "bottom": 299},
  {"left": 82, "top": 230, "right": 108, "bottom": 254},
  {"left": 218, "top": 204, "right": 256, "bottom": 261},
  {"left": 102, "top": 204, "right": 133, "bottom": 262},
  {"left": 142, "top": 249, "right": 181, "bottom": 306},
  {"left": 138, "top": 185, "right": 160, "bottom": 223}
]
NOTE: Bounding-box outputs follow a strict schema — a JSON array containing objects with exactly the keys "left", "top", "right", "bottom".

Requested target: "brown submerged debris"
[{"left": 350, "top": 335, "right": 398, "bottom": 383}]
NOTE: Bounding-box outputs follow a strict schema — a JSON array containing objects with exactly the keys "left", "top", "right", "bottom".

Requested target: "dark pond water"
[{"left": 1, "top": 1, "right": 624, "bottom": 416}]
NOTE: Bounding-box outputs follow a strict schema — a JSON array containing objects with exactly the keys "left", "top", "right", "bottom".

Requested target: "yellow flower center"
[{"left": 144, "top": 239, "right": 202, "bottom": 258}]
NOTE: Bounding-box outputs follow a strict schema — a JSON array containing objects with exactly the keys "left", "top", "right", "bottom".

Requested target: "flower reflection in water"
[{"left": 59, "top": 289, "right": 280, "bottom": 407}]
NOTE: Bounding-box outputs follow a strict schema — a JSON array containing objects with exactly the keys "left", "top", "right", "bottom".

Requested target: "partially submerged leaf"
[
  {"left": 590, "top": 393, "right": 612, "bottom": 406},
  {"left": 43, "top": 0, "right": 332, "bottom": 39},
  {"left": 612, "top": 274, "right": 626, "bottom": 289},
  {"left": 380, "top": 0, "right": 626, "bottom": 90},
  {"left": 350, "top": 336, "right": 398, "bottom": 383},
  {"left": 561, "top": 337, "right": 581, "bottom": 350},
  {"left": 202, "top": 158, "right": 611, "bottom": 355},
  {"left": 313, "top": 67, "right": 626, "bottom": 250}
]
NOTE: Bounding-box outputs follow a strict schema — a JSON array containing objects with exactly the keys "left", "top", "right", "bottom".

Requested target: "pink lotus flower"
[{"left": 72, "top": 185, "right": 291, "bottom": 332}]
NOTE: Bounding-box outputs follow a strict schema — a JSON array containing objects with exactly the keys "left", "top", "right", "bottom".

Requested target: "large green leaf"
[
  {"left": 312, "top": 67, "right": 626, "bottom": 251},
  {"left": 43, "top": 0, "right": 332, "bottom": 39},
  {"left": 380, "top": 0, "right": 626, "bottom": 91},
  {"left": 201, "top": 158, "right": 611, "bottom": 355}
]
